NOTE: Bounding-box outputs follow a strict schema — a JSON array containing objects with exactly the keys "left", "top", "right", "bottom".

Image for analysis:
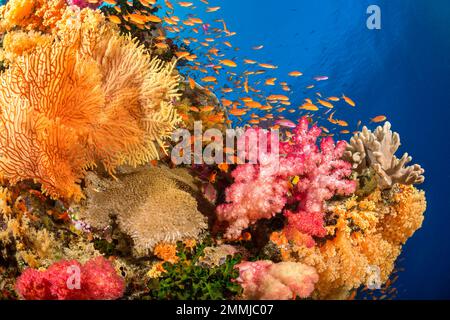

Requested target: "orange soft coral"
[
  {"left": 275, "top": 185, "right": 426, "bottom": 299},
  {"left": 153, "top": 243, "right": 179, "bottom": 263},
  {"left": 0, "top": 30, "right": 52, "bottom": 65},
  {"left": 0, "top": 0, "right": 66, "bottom": 32}
]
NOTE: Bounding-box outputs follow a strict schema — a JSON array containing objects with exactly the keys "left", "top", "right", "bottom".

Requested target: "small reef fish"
[
  {"left": 342, "top": 94, "right": 356, "bottom": 107},
  {"left": 371, "top": 115, "right": 387, "bottom": 123},
  {"left": 275, "top": 119, "right": 296, "bottom": 128},
  {"left": 220, "top": 59, "right": 237, "bottom": 67},
  {"left": 288, "top": 71, "right": 303, "bottom": 77},
  {"left": 314, "top": 76, "right": 329, "bottom": 81},
  {"left": 317, "top": 99, "right": 334, "bottom": 109}
]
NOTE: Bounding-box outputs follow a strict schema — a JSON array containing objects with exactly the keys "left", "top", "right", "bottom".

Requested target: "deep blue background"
[{"left": 170, "top": 0, "right": 450, "bottom": 299}]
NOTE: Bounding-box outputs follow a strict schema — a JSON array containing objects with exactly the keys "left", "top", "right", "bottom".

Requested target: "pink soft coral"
[
  {"left": 282, "top": 122, "right": 357, "bottom": 240},
  {"left": 15, "top": 257, "right": 125, "bottom": 300},
  {"left": 235, "top": 260, "right": 319, "bottom": 300},
  {"left": 216, "top": 116, "right": 356, "bottom": 241},
  {"left": 217, "top": 128, "right": 292, "bottom": 239}
]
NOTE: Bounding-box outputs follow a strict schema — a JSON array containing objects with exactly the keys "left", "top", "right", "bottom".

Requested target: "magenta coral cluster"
[
  {"left": 15, "top": 257, "right": 125, "bottom": 300},
  {"left": 235, "top": 260, "right": 319, "bottom": 300},
  {"left": 217, "top": 116, "right": 356, "bottom": 242}
]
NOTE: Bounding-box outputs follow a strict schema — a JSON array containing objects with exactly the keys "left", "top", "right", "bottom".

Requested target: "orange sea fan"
[
  {"left": 0, "top": 8, "right": 182, "bottom": 200},
  {"left": 0, "top": 42, "right": 104, "bottom": 200}
]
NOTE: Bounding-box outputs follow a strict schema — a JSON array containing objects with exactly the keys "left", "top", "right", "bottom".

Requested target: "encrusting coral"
[
  {"left": 0, "top": 6, "right": 182, "bottom": 201},
  {"left": 77, "top": 165, "right": 207, "bottom": 256},
  {"left": 344, "top": 122, "right": 425, "bottom": 189}
]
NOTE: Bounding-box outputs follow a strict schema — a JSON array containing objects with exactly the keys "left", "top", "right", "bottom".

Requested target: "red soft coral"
[
  {"left": 217, "top": 117, "right": 356, "bottom": 242},
  {"left": 15, "top": 257, "right": 125, "bottom": 300}
]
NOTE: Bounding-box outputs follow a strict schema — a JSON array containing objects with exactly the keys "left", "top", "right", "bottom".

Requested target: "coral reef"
[
  {"left": 147, "top": 241, "right": 243, "bottom": 300},
  {"left": 15, "top": 257, "right": 125, "bottom": 300},
  {"left": 0, "top": 0, "right": 429, "bottom": 301},
  {"left": 344, "top": 122, "right": 425, "bottom": 189},
  {"left": 235, "top": 260, "right": 319, "bottom": 300}
]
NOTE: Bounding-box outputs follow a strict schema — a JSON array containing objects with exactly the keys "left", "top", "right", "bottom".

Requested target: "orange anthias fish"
[
  {"left": 220, "top": 59, "right": 237, "bottom": 67},
  {"left": 317, "top": 99, "right": 334, "bottom": 109},
  {"left": 288, "top": 71, "right": 303, "bottom": 77},
  {"left": 342, "top": 94, "right": 356, "bottom": 107},
  {"left": 371, "top": 115, "right": 387, "bottom": 123}
]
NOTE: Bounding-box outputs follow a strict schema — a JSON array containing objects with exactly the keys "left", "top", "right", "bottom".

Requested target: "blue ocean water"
[{"left": 170, "top": 0, "right": 450, "bottom": 299}]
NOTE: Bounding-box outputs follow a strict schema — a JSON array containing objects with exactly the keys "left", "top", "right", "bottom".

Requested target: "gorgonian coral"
[
  {"left": 0, "top": 7, "right": 181, "bottom": 200},
  {"left": 344, "top": 122, "right": 425, "bottom": 189},
  {"left": 235, "top": 260, "right": 319, "bottom": 300},
  {"left": 15, "top": 256, "right": 125, "bottom": 300},
  {"left": 217, "top": 117, "right": 356, "bottom": 241}
]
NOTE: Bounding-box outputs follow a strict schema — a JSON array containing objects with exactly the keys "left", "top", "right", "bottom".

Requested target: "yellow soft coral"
[
  {"left": 0, "top": 7, "right": 181, "bottom": 200},
  {"left": 0, "top": 30, "right": 52, "bottom": 65},
  {"left": 276, "top": 185, "right": 426, "bottom": 299}
]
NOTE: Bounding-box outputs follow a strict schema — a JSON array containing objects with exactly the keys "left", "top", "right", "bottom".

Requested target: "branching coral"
[
  {"left": 235, "top": 260, "right": 319, "bottom": 300},
  {"left": 15, "top": 256, "right": 125, "bottom": 300},
  {"left": 0, "top": 7, "right": 182, "bottom": 200},
  {"left": 344, "top": 122, "right": 425, "bottom": 189},
  {"left": 217, "top": 117, "right": 356, "bottom": 241},
  {"left": 78, "top": 165, "right": 207, "bottom": 256}
]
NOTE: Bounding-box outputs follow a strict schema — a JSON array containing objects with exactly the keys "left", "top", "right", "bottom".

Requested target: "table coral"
[
  {"left": 0, "top": 7, "right": 182, "bottom": 201},
  {"left": 235, "top": 260, "right": 319, "bottom": 300}
]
